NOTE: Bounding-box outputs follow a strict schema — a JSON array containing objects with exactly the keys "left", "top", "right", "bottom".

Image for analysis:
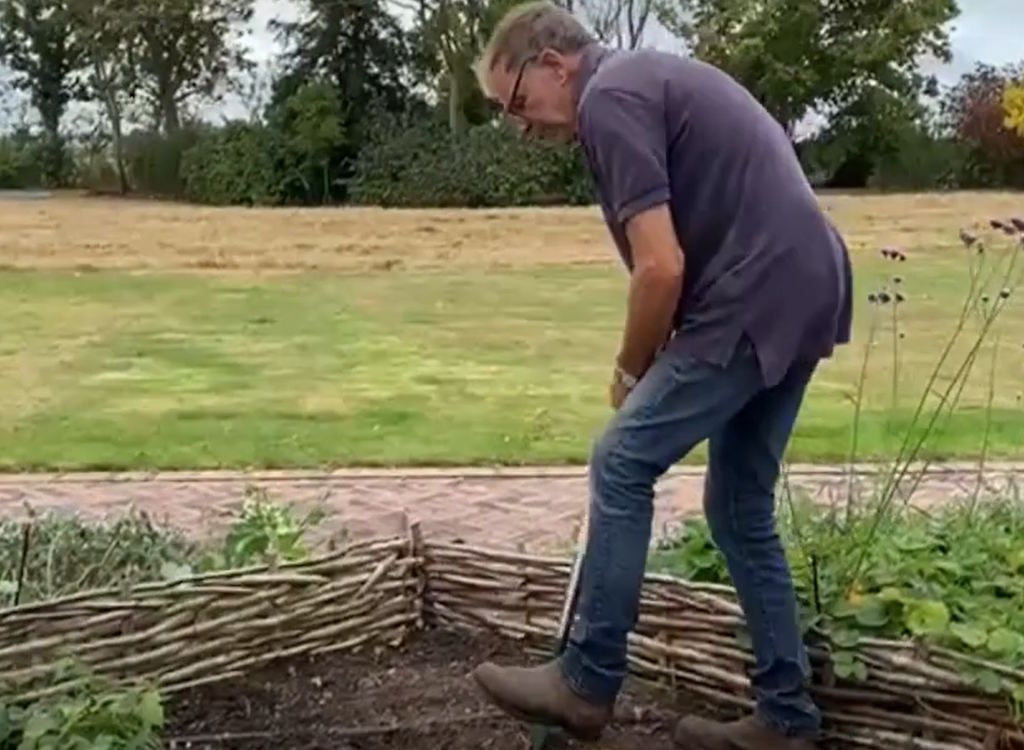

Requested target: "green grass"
[{"left": 0, "top": 257, "right": 1021, "bottom": 470}]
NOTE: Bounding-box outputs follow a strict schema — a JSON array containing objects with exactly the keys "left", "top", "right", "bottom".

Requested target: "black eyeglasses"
[{"left": 504, "top": 55, "right": 536, "bottom": 118}]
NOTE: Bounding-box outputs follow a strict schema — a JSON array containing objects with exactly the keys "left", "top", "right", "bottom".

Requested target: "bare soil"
[{"left": 166, "top": 627, "right": 687, "bottom": 750}]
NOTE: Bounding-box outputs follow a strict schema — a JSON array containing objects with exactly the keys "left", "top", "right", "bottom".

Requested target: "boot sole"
[{"left": 469, "top": 671, "right": 605, "bottom": 743}]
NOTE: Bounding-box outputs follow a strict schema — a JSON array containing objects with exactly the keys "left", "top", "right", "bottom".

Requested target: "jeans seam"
[{"left": 726, "top": 483, "right": 780, "bottom": 669}]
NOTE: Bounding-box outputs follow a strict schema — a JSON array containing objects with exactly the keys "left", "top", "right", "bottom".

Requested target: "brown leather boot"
[
  {"left": 673, "top": 714, "right": 818, "bottom": 750},
  {"left": 471, "top": 659, "right": 613, "bottom": 741}
]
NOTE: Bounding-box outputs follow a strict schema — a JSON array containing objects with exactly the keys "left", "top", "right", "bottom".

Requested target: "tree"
[
  {"left": 272, "top": 0, "right": 416, "bottom": 125},
  {"left": 1004, "top": 81, "right": 1024, "bottom": 138},
  {"left": 815, "top": 86, "right": 926, "bottom": 188},
  {"left": 409, "top": 0, "right": 514, "bottom": 132},
  {"left": 942, "top": 62, "right": 1024, "bottom": 186},
  {"left": 576, "top": 0, "right": 653, "bottom": 50},
  {"left": 271, "top": 0, "right": 421, "bottom": 198},
  {"left": 659, "top": 0, "right": 958, "bottom": 137},
  {"left": 130, "top": 0, "right": 254, "bottom": 133},
  {"left": 0, "top": 0, "right": 85, "bottom": 185},
  {"left": 271, "top": 80, "right": 346, "bottom": 203},
  {"left": 69, "top": 0, "right": 137, "bottom": 193}
]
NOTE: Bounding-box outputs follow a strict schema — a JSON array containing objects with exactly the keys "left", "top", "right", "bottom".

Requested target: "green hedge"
[
  {"left": 349, "top": 117, "right": 594, "bottom": 207},
  {"left": 180, "top": 123, "right": 284, "bottom": 206},
  {"left": 0, "top": 135, "right": 43, "bottom": 189}
]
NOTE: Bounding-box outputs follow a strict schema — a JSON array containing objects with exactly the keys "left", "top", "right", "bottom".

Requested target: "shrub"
[
  {"left": 0, "top": 673, "right": 164, "bottom": 749},
  {"left": 180, "top": 123, "right": 284, "bottom": 206},
  {"left": 0, "top": 509, "right": 198, "bottom": 607},
  {"left": 123, "top": 128, "right": 203, "bottom": 198},
  {"left": 868, "top": 133, "right": 970, "bottom": 190},
  {"left": 0, "top": 134, "right": 43, "bottom": 189},
  {"left": 350, "top": 115, "right": 594, "bottom": 208}
]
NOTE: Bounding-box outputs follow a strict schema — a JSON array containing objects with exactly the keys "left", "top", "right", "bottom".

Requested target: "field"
[{"left": 1, "top": 191, "right": 1022, "bottom": 470}]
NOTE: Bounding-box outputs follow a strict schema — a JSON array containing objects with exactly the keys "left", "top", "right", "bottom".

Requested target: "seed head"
[
  {"left": 960, "top": 229, "right": 978, "bottom": 247},
  {"left": 1000, "top": 289, "right": 1011, "bottom": 299},
  {"left": 881, "top": 248, "right": 894, "bottom": 259},
  {"left": 899, "top": 332, "right": 906, "bottom": 340},
  {"left": 982, "top": 294, "right": 990, "bottom": 304},
  {"left": 991, "top": 219, "right": 1006, "bottom": 230},
  {"left": 895, "top": 292, "right": 905, "bottom": 303},
  {"left": 1012, "top": 217, "right": 1024, "bottom": 232},
  {"left": 893, "top": 276, "right": 903, "bottom": 284},
  {"left": 878, "top": 292, "right": 892, "bottom": 304},
  {"left": 1003, "top": 224, "right": 1017, "bottom": 236},
  {"left": 868, "top": 293, "right": 878, "bottom": 304}
]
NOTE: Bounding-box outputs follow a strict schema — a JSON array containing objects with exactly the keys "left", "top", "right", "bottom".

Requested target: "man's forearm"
[{"left": 616, "top": 263, "right": 683, "bottom": 379}]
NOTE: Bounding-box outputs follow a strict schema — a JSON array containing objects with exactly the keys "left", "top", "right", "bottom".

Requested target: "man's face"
[{"left": 487, "top": 50, "right": 579, "bottom": 142}]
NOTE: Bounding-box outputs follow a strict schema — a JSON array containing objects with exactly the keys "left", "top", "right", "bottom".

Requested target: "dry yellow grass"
[{"left": 1, "top": 191, "right": 1021, "bottom": 271}]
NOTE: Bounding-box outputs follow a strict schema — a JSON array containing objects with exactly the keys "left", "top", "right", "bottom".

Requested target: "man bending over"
[{"left": 471, "top": 3, "right": 853, "bottom": 749}]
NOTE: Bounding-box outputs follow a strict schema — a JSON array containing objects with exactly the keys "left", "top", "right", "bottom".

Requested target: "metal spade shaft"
[{"left": 530, "top": 508, "right": 589, "bottom": 750}]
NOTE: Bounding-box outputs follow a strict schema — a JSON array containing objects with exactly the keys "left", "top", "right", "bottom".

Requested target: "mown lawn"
[{"left": 0, "top": 248, "right": 1020, "bottom": 469}]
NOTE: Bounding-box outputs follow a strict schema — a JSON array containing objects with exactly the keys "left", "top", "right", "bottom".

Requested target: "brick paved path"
[{"left": 1, "top": 463, "right": 1020, "bottom": 552}]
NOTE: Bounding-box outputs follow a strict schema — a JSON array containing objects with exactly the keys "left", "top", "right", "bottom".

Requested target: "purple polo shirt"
[{"left": 574, "top": 44, "right": 853, "bottom": 387}]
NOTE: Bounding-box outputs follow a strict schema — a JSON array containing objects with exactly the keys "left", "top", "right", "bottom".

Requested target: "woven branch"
[{"left": 0, "top": 533, "right": 1021, "bottom": 750}]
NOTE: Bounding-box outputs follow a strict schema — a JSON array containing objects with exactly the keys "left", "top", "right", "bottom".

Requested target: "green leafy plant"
[
  {"left": 0, "top": 673, "right": 163, "bottom": 750},
  {"left": 199, "top": 487, "right": 327, "bottom": 571},
  {"left": 0, "top": 509, "right": 199, "bottom": 607},
  {"left": 652, "top": 220, "right": 1024, "bottom": 714}
]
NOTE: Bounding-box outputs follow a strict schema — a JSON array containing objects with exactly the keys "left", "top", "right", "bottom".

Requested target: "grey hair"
[{"left": 474, "top": 1, "right": 594, "bottom": 96}]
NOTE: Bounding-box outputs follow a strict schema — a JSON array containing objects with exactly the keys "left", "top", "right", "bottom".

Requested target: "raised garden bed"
[
  {"left": 2, "top": 528, "right": 1022, "bottom": 749},
  {"left": 167, "top": 627, "right": 679, "bottom": 749}
]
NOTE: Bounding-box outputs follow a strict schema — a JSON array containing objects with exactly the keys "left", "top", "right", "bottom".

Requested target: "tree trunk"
[
  {"left": 36, "top": 96, "right": 66, "bottom": 188},
  {"left": 108, "top": 99, "right": 129, "bottom": 195},
  {"left": 448, "top": 68, "right": 462, "bottom": 136},
  {"left": 162, "top": 92, "right": 181, "bottom": 134}
]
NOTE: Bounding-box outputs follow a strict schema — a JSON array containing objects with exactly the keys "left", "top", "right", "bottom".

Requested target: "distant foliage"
[
  {"left": 268, "top": 81, "right": 347, "bottom": 204},
  {"left": 0, "top": 132, "right": 43, "bottom": 189},
  {"left": 350, "top": 115, "right": 594, "bottom": 208},
  {"left": 180, "top": 122, "right": 283, "bottom": 206},
  {"left": 1004, "top": 83, "right": 1024, "bottom": 137},
  {"left": 942, "top": 62, "right": 1024, "bottom": 188},
  {"left": 124, "top": 127, "right": 203, "bottom": 197}
]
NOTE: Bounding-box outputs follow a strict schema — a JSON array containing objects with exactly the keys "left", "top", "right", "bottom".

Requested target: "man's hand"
[
  {"left": 616, "top": 204, "right": 684, "bottom": 381},
  {"left": 609, "top": 370, "right": 632, "bottom": 410},
  {"left": 610, "top": 380, "right": 630, "bottom": 410}
]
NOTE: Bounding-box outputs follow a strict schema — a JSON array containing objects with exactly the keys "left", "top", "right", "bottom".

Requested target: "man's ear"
[{"left": 538, "top": 48, "right": 570, "bottom": 82}]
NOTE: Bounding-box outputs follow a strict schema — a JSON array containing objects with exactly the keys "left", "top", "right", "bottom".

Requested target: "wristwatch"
[{"left": 614, "top": 363, "right": 639, "bottom": 390}]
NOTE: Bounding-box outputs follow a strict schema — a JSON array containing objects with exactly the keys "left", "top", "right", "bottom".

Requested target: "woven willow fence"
[{"left": 2, "top": 529, "right": 1022, "bottom": 750}]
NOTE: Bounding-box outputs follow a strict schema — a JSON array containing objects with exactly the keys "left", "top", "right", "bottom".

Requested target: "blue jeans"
[{"left": 559, "top": 335, "right": 821, "bottom": 738}]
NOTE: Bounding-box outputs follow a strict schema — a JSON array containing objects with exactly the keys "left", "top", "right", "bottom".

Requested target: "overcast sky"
[{"left": 2, "top": 0, "right": 1023, "bottom": 130}]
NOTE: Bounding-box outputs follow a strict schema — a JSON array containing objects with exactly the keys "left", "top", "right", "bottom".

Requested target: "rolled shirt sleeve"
[{"left": 578, "top": 85, "right": 671, "bottom": 225}]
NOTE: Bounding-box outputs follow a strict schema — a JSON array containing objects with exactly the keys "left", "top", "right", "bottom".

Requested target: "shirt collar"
[{"left": 572, "top": 42, "right": 615, "bottom": 111}]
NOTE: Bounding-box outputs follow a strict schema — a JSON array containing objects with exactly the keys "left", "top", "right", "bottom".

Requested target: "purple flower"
[
  {"left": 881, "top": 248, "right": 894, "bottom": 259},
  {"left": 960, "top": 229, "right": 978, "bottom": 247}
]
